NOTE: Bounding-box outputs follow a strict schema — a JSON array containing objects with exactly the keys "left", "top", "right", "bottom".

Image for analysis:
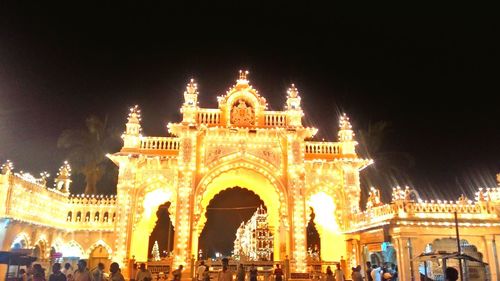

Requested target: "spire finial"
[
  {"left": 186, "top": 78, "right": 198, "bottom": 95},
  {"left": 238, "top": 70, "right": 249, "bottom": 81},
  {"left": 1, "top": 160, "right": 14, "bottom": 175},
  {"left": 339, "top": 113, "right": 352, "bottom": 131},
  {"left": 128, "top": 105, "right": 141, "bottom": 123},
  {"left": 287, "top": 84, "right": 299, "bottom": 98}
]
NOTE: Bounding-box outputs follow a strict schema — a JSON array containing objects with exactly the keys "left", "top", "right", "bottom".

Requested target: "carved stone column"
[{"left": 484, "top": 234, "right": 499, "bottom": 280}]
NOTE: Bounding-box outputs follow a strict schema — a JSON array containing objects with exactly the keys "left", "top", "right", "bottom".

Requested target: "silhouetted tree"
[{"left": 57, "top": 115, "right": 119, "bottom": 194}]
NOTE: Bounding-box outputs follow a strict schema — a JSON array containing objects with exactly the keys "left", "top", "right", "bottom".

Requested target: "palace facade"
[
  {"left": 233, "top": 205, "right": 273, "bottom": 261},
  {"left": 1, "top": 71, "right": 499, "bottom": 280}
]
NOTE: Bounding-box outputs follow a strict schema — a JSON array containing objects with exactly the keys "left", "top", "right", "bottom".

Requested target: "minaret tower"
[
  {"left": 180, "top": 79, "right": 199, "bottom": 124},
  {"left": 285, "top": 84, "right": 304, "bottom": 127},
  {"left": 55, "top": 161, "right": 72, "bottom": 194},
  {"left": 338, "top": 113, "right": 358, "bottom": 156},
  {"left": 122, "top": 105, "right": 142, "bottom": 149}
]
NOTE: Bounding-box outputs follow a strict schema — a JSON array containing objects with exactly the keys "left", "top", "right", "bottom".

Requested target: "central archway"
[{"left": 193, "top": 159, "right": 288, "bottom": 261}]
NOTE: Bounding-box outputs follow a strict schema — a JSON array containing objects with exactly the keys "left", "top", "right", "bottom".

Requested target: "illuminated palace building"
[
  {"left": 1, "top": 71, "right": 500, "bottom": 280},
  {"left": 233, "top": 205, "right": 273, "bottom": 261}
]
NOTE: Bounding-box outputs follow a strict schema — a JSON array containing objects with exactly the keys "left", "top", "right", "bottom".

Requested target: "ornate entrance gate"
[{"left": 109, "top": 71, "right": 371, "bottom": 274}]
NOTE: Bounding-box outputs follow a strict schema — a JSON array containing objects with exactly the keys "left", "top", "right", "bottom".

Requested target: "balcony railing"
[
  {"left": 304, "top": 142, "right": 342, "bottom": 160},
  {"left": 198, "top": 109, "right": 221, "bottom": 125},
  {"left": 140, "top": 137, "right": 180, "bottom": 151},
  {"left": 264, "top": 111, "right": 287, "bottom": 127}
]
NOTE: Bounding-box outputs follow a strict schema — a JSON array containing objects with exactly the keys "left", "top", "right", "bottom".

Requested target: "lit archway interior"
[
  {"left": 198, "top": 187, "right": 266, "bottom": 259},
  {"left": 307, "top": 192, "right": 345, "bottom": 262},
  {"left": 148, "top": 201, "right": 174, "bottom": 259},
  {"left": 130, "top": 187, "right": 175, "bottom": 262},
  {"left": 194, "top": 166, "right": 285, "bottom": 261}
]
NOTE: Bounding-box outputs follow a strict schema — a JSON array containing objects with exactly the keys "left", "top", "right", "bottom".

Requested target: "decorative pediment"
[{"left": 217, "top": 70, "right": 268, "bottom": 126}]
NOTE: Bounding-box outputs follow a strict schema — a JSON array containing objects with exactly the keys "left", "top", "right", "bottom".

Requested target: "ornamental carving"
[{"left": 230, "top": 100, "right": 255, "bottom": 126}]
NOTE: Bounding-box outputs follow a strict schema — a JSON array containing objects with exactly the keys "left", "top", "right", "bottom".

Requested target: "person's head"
[
  {"left": 200, "top": 261, "right": 205, "bottom": 266},
  {"left": 382, "top": 272, "right": 392, "bottom": 280},
  {"left": 372, "top": 264, "right": 378, "bottom": 269},
  {"left": 366, "top": 261, "right": 371, "bottom": 268},
  {"left": 97, "top": 263, "right": 105, "bottom": 271},
  {"left": 110, "top": 262, "right": 120, "bottom": 274},
  {"left": 356, "top": 265, "right": 361, "bottom": 271},
  {"left": 19, "top": 269, "right": 26, "bottom": 275},
  {"left": 222, "top": 258, "right": 229, "bottom": 266},
  {"left": 205, "top": 266, "right": 209, "bottom": 272},
  {"left": 77, "top": 259, "right": 87, "bottom": 271},
  {"left": 326, "top": 266, "right": 332, "bottom": 274},
  {"left": 140, "top": 263, "right": 146, "bottom": 271},
  {"left": 52, "top": 263, "right": 62, "bottom": 274},
  {"left": 276, "top": 264, "right": 280, "bottom": 268},
  {"left": 64, "top": 263, "right": 71, "bottom": 270},
  {"left": 336, "top": 264, "right": 341, "bottom": 270},
  {"left": 445, "top": 267, "right": 459, "bottom": 281},
  {"left": 179, "top": 265, "right": 184, "bottom": 270}
]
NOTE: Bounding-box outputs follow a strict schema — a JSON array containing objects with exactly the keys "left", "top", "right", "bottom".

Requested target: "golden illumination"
[{"left": 3, "top": 71, "right": 500, "bottom": 280}]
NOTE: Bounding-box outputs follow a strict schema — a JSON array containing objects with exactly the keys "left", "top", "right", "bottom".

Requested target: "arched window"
[
  {"left": 112, "top": 213, "right": 116, "bottom": 222},
  {"left": 85, "top": 212, "right": 91, "bottom": 222},
  {"left": 76, "top": 212, "right": 82, "bottom": 222},
  {"left": 94, "top": 212, "right": 100, "bottom": 222},
  {"left": 67, "top": 211, "right": 72, "bottom": 222},
  {"left": 103, "top": 212, "right": 109, "bottom": 222}
]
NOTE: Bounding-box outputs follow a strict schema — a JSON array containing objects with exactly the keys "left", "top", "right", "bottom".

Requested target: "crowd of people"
[
  {"left": 16, "top": 259, "right": 126, "bottom": 281},
  {"left": 17, "top": 258, "right": 462, "bottom": 281}
]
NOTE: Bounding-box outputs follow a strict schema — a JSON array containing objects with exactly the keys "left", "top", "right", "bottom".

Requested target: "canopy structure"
[
  {"left": 413, "top": 252, "right": 488, "bottom": 265},
  {"left": 0, "top": 250, "right": 37, "bottom": 266}
]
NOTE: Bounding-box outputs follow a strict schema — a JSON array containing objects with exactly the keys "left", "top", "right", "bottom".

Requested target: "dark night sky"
[{"left": 0, "top": 3, "right": 499, "bottom": 204}]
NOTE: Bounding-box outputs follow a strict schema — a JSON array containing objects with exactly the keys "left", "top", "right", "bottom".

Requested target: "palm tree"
[
  {"left": 57, "top": 115, "right": 119, "bottom": 194},
  {"left": 357, "top": 121, "right": 415, "bottom": 205}
]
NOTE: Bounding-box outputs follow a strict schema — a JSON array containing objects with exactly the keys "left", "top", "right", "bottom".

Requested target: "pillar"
[
  {"left": 393, "top": 236, "right": 417, "bottom": 281},
  {"left": 290, "top": 177, "right": 307, "bottom": 272},
  {"left": 485, "top": 235, "right": 499, "bottom": 280}
]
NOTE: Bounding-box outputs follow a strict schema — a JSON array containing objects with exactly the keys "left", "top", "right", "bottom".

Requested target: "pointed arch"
[
  {"left": 11, "top": 232, "right": 31, "bottom": 249},
  {"left": 86, "top": 239, "right": 113, "bottom": 257},
  {"left": 61, "top": 240, "right": 85, "bottom": 258}
]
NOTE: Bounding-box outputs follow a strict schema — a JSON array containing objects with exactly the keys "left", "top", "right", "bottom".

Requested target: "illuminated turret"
[
  {"left": 55, "top": 161, "right": 72, "bottom": 194},
  {"left": 285, "top": 84, "right": 304, "bottom": 127},
  {"left": 1, "top": 160, "right": 14, "bottom": 175},
  {"left": 338, "top": 113, "right": 358, "bottom": 155},
  {"left": 122, "top": 105, "right": 142, "bottom": 148},
  {"left": 181, "top": 79, "right": 199, "bottom": 124},
  {"left": 39, "top": 172, "right": 50, "bottom": 187}
]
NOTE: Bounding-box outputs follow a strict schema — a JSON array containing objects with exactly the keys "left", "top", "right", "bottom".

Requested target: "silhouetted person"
[
  {"left": 109, "top": 262, "right": 125, "bottom": 281},
  {"left": 49, "top": 263, "right": 67, "bottom": 281},
  {"left": 249, "top": 264, "right": 258, "bottom": 281},
  {"left": 73, "top": 260, "right": 92, "bottom": 281},
  {"left": 91, "top": 263, "right": 105, "bottom": 281},
  {"left": 237, "top": 264, "right": 245, "bottom": 281},
  {"left": 172, "top": 265, "right": 184, "bottom": 281},
  {"left": 136, "top": 263, "right": 153, "bottom": 281},
  {"left": 274, "top": 264, "right": 283, "bottom": 281},
  {"left": 218, "top": 265, "right": 233, "bottom": 281},
  {"left": 334, "top": 264, "right": 345, "bottom": 281},
  {"left": 62, "top": 263, "right": 73, "bottom": 281},
  {"left": 325, "top": 266, "right": 334, "bottom": 281},
  {"left": 351, "top": 266, "right": 362, "bottom": 281},
  {"left": 33, "top": 264, "right": 46, "bottom": 281},
  {"left": 366, "top": 262, "right": 373, "bottom": 281}
]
